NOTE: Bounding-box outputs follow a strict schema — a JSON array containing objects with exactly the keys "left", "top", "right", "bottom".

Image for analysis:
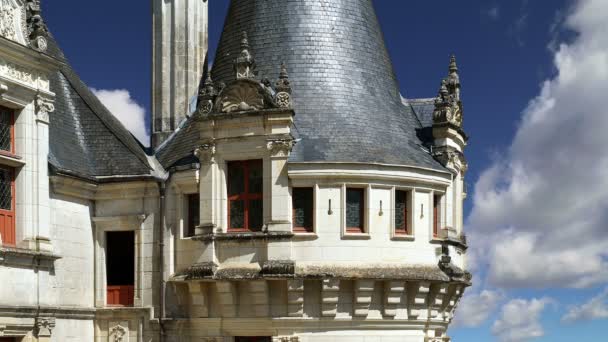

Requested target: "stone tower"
[{"left": 152, "top": 0, "right": 208, "bottom": 147}]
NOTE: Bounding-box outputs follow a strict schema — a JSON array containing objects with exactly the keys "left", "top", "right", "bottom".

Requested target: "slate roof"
[
  {"left": 200, "top": 0, "right": 445, "bottom": 171},
  {"left": 406, "top": 98, "right": 436, "bottom": 129},
  {"left": 44, "top": 34, "right": 154, "bottom": 180}
]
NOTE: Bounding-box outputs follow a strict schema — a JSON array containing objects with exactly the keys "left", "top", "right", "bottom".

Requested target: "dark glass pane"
[
  {"left": 230, "top": 200, "right": 245, "bottom": 229},
  {"left": 228, "top": 162, "right": 244, "bottom": 196},
  {"left": 248, "top": 199, "right": 263, "bottom": 231},
  {"left": 106, "top": 231, "right": 135, "bottom": 286},
  {"left": 187, "top": 194, "right": 200, "bottom": 237},
  {"left": 0, "top": 168, "right": 12, "bottom": 210},
  {"left": 346, "top": 189, "right": 364, "bottom": 229},
  {"left": 293, "top": 188, "right": 313, "bottom": 230},
  {"left": 395, "top": 190, "right": 408, "bottom": 232},
  {"left": 248, "top": 160, "right": 263, "bottom": 194},
  {"left": 0, "top": 110, "right": 11, "bottom": 152}
]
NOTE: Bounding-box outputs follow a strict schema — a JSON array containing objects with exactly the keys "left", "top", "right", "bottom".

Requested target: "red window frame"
[
  {"left": 292, "top": 187, "right": 314, "bottom": 233},
  {"left": 186, "top": 193, "right": 200, "bottom": 237},
  {"left": 227, "top": 160, "right": 263, "bottom": 232},
  {"left": 433, "top": 195, "right": 441, "bottom": 238},
  {"left": 0, "top": 167, "right": 15, "bottom": 246},
  {"left": 107, "top": 285, "right": 134, "bottom": 307},
  {"left": 346, "top": 188, "right": 365, "bottom": 233},
  {"left": 395, "top": 190, "right": 410, "bottom": 235}
]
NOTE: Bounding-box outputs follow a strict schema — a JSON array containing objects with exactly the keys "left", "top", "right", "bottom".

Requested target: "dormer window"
[{"left": 227, "top": 160, "right": 263, "bottom": 232}]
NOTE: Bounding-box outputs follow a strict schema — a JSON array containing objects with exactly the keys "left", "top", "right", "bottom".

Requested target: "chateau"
[{"left": 0, "top": 0, "right": 470, "bottom": 341}]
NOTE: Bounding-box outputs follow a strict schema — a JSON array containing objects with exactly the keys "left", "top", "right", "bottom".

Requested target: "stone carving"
[
  {"left": 25, "top": 0, "right": 48, "bottom": 52},
  {"left": 274, "top": 62, "right": 292, "bottom": 108},
  {"left": 234, "top": 31, "right": 256, "bottom": 79},
  {"left": 35, "top": 94, "right": 54, "bottom": 123},
  {"left": 0, "top": 57, "right": 35, "bottom": 85},
  {"left": 194, "top": 140, "right": 216, "bottom": 164},
  {"left": 218, "top": 81, "right": 264, "bottom": 113},
  {"left": 0, "top": 0, "right": 19, "bottom": 41},
  {"left": 432, "top": 148, "right": 466, "bottom": 174},
  {"left": 35, "top": 316, "right": 55, "bottom": 337},
  {"left": 197, "top": 73, "right": 217, "bottom": 116},
  {"left": 109, "top": 322, "right": 129, "bottom": 342},
  {"left": 267, "top": 138, "right": 294, "bottom": 157},
  {"left": 273, "top": 337, "right": 299, "bottom": 342},
  {"left": 433, "top": 55, "right": 462, "bottom": 127}
]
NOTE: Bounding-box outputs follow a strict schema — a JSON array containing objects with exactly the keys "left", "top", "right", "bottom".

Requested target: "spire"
[
  {"left": 449, "top": 54, "right": 458, "bottom": 74},
  {"left": 433, "top": 55, "right": 463, "bottom": 127},
  {"left": 234, "top": 31, "right": 256, "bottom": 79}
]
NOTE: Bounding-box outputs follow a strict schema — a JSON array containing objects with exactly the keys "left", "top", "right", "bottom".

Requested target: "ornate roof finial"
[
  {"left": 274, "top": 62, "right": 292, "bottom": 108},
  {"left": 449, "top": 54, "right": 458, "bottom": 74},
  {"left": 235, "top": 31, "right": 256, "bottom": 79},
  {"left": 433, "top": 56, "right": 463, "bottom": 127},
  {"left": 197, "top": 72, "right": 217, "bottom": 116},
  {"left": 25, "top": 0, "right": 49, "bottom": 52}
]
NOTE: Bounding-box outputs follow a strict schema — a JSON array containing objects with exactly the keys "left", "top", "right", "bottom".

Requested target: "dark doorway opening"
[{"left": 106, "top": 231, "right": 135, "bottom": 306}]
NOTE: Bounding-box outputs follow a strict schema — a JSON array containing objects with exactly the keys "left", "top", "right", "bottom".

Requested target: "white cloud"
[
  {"left": 485, "top": 6, "right": 500, "bottom": 21},
  {"left": 562, "top": 287, "right": 608, "bottom": 323},
  {"left": 92, "top": 89, "right": 150, "bottom": 146},
  {"left": 452, "top": 290, "right": 504, "bottom": 328},
  {"left": 492, "top": 298, "right": 553, "bottom": 342},
  {"left": 467, "top": 0, "right": 608, "bottom": 289}
]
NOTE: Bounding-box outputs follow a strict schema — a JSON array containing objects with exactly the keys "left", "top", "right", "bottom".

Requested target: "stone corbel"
[
  {"left": 353, "top": 280, "right": 375, "bottom": 317},
  {"left": 409, "top": 282, "right": 431, "bottom": 320},
  {"left": 266, "top": 138, "right": 294, "bottom": 158},
  {"left": 321, "top": 279, "right": 340, "bottom": 317},
  {"left": 35, "top": 316, "right": 55, "bottom": 339},
  {"left": 287, "top": 279, "right": 304, "bottom": 317},
  {"left": 194, "top": 140, "right": 216, "bottom": 164},
  {"left": 35, "top": 93, "right": 54, "bottom": 124},
  {"left": 383, "top": 281, "right": 406, "bottom": 317}
]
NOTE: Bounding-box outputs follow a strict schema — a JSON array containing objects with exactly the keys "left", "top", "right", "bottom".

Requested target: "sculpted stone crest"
[
  {"left": 218, "top": 80, "right": 264, "bottom": 113},
  {"left": 109, "top": 323, "right": 128, "bottom": 342}
]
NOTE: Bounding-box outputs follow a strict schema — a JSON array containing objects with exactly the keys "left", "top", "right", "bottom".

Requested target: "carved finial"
[
  {"left": 275, "top": 62, "right": 292, "bottom": 108},
  {"left": 449, "top": 54, "right": 458, "bottom": 74},
  {"left": 26, "top": 0, "right": 49, "bottom": 52},
  {"left": 433, "top": 56, "right": 463, "bottom": 127},
  {"left": 235, "top": 31, "right": 256, "bottom": 79},
  {"left": 197, "top": 73, "right": 217, "bottom": 116}
]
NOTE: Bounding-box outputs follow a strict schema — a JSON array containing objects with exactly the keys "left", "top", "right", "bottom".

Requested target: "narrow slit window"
[
  {"left": 293, "top": 187, "right": 313, "bottom": 233},
  {"left": 228, "top": 160, "right": 263, "bottom": 232},
  {"left": 395, "top": 190, "right": 410, "bottom": 235},
  {"left": 0, "top": 167, "right": 15, "bottom": 246},
  {"left": 433, "top": 195, "right": 442, "bottom": 238},
  {"left": 346, "top": 188, "right": 365, "bottom": 233},
  {"left": 106, "top": 231, "right": 135, "bottom": 306},
  {"left": 186, "top": 193, "right": 200, "bottom": 237}
]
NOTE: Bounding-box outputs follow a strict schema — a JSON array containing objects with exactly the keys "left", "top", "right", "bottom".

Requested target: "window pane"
[
  {"left": 0, "top": 168, "right": 12, "bottom": 210},
  {"left": 293, "top": 188, "right": 313, "bottom": 231},
  {"left": 346, "top": 188, "right": 364, "bottom": 230},
  {"left": 228, "top": 162, "right": 244, "bottom": 196},
  {"left": 395, "top": 190, "right": 408, "bottom": 233},
  {"left": 0, "top": 109, "right": 11, "bottom": 152},
  {"left": 248, "top": 160, "right": 263, "bottom": 194},
  {"left": 248, "top": 199, "right": 263, "bottom": 232},
  {"left": 230, "top": 200, "right": 245, "bottom": 229},
  {"left": 187, "top": 194, "right": 200, "bottom": 237}
]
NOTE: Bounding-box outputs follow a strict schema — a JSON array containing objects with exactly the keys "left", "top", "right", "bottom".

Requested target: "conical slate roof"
[{"left": 210, "top": 0, "right": 444, "bottom": 170}]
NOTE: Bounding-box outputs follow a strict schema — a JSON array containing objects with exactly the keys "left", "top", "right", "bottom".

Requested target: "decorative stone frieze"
[
  {"left": 194, "top": 140, "right": 216, "bottom": 164},
  {"left": 0, "top": 56, "right": 35, "bottom": 85},
  {"left": 108, "top": 321, "right": 129, "bottom": 342},
  {"left": 267, "top": 138, "right": 294, "bottom": 157}
]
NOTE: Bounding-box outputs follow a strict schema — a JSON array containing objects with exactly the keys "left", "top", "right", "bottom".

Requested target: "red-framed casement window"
[
  {"left": 292, "top": 187, "right": 313, "bottom": 233},
  {"left": 346, "top": 188, "right": 365, "bottom": 233},
  {"left": 227, "top": 160, "right": 263, "bottom": 232},
  {"left": 106, "top": 231, "right": 135, "bottom": 307},
  {"left": 0, "top": 106, "right": 15, "bottom": 246},
  {"left": 433, "top": 194, "right": 442, "bottom": 238},
  {"left": 395, "top": 190, "right": 410, "bottom": 235},
  {"left": 186, "top": 193, "right": 200, "bottom": 237}
]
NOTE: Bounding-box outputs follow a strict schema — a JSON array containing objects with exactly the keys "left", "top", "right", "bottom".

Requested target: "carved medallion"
[
  {"left": 275, "top": 91, "right": 291, "bottom": 108},
  {"left": 109, "top": 322, "right": 129, "bottom": 342}
]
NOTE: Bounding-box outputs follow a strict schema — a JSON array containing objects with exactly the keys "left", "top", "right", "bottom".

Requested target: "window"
[
  {"left": 106, "top": 231, "right": 135, "bottom": 306},
  {"left": 395, "top": 190, "right": 410, "bottom": 235},
  {"left": 186, "top": 193, "right": 200, "bottom": 237},
  {"left": 292, "top": 187, "right": 313, "bottom": 233},
  {"left": 346, "top": 188, "right": 365, "bottom": 233},
  {"left": 227, "top": 160, "right": 263, "bottom": 232},
  {"left": 433, "top": 195, "right": 442, "bottom": 238},
  {"left": 0, "top": 107, "right": 14, "bottom": 154},
  {"left": 0, "top": 167, "right": 15, "bottom": 245}
]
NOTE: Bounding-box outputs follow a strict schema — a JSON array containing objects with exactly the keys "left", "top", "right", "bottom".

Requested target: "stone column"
[
  {"left": 195, "top": 141, "right": 218, "bottom": 234},
  {"left": 33, "top": 94, "right": 53, "bottom": 252},
  {"left": 265, "top": 138, "right": 293, "bottom": 232}
]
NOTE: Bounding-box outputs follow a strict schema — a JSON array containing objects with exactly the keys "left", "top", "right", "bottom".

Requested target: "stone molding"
[{"left": 0, "top": 245, "right": 60, "bottom": 269}]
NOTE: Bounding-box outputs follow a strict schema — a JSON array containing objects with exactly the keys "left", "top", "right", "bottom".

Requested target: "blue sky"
[{"left": 42, "top": 1, "right": 608, "bottom": 341}]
